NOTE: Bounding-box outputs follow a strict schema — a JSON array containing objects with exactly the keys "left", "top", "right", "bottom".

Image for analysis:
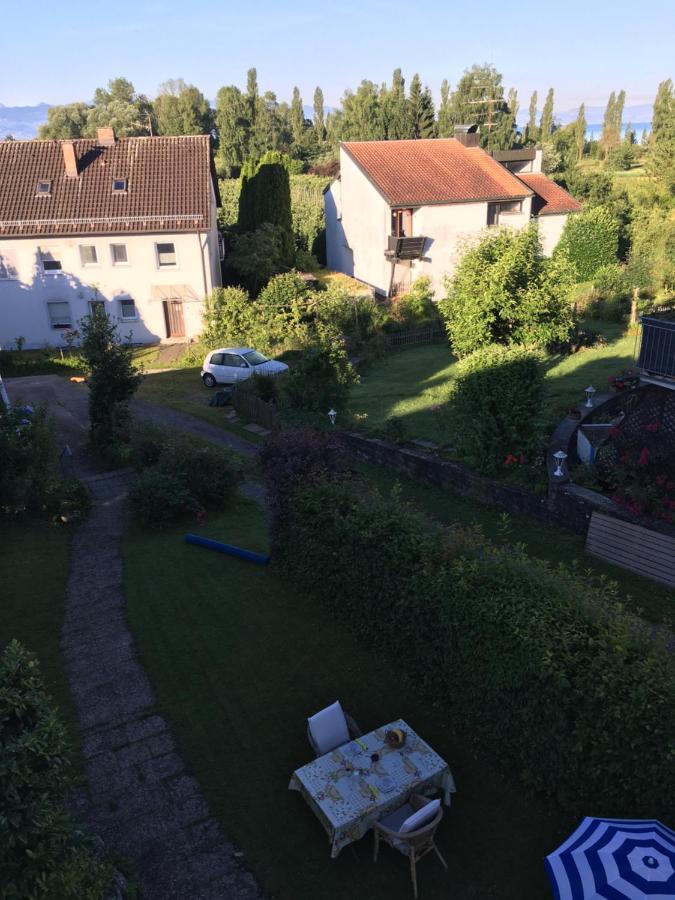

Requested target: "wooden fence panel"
[
  {"left": 232, "top": 389, "right": 280, "bottom": 431},
  {"left": 585, "top": 512, "right": 675, "bottom": 587}
]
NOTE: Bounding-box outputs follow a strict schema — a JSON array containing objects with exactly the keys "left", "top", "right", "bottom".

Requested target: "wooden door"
[{"left": 163, "top": 300, "right": 185, "bottom": 338}]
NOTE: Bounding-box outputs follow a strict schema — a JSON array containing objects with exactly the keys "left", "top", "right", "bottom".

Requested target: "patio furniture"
[
  {"left": 289, "top": 718, "right": 456, "bottom": 858},
  {"left": 307, "top": 700, "right": 362, "bottom": 757},
  {"left": 373, "top": 794, "right": 447, "bottom": 899}
]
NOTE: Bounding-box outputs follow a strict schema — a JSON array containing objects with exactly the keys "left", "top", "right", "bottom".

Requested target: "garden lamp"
[
  {"left": 553, "top": 450, "right": 567, "bottom": 477},
  {"left": 328, "top": 408, "right": 337, "bottom": 426},
  {"left": 584, "top": 385, "right": 597, "bottom": 408}
]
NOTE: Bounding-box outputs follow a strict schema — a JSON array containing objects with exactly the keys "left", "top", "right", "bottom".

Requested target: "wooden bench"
[{"left": 585, "top": 512, "right": 675, "bottom": 588}]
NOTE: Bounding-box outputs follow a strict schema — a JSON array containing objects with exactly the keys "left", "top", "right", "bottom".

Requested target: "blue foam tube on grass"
[{"left": 184, "top": 533, "right": 270, "bottom": 565}]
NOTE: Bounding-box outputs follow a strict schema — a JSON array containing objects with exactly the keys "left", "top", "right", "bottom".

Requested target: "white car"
[{"left": 201, "top": 347, "right": 289, "bottom": 387}]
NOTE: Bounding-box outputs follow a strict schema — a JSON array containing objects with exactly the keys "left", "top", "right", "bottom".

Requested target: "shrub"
[
  {"left": 156, "top": 438, "right": 238, "bottom": 508},
  {"left": 202, "top": 285, "right": 258, "bottom": 347},
  {"left": 440, "top": 224, "right": 575, "bottom": 356},
  {"left": 247, "top": 373, "right": 280, "bottom": 404},
  {"left": 392, "top": 276, "right": 437, "bottom": 327},
  {"left": 78, "top": 309, "right": 141, "bottom": 457},
  {"left": 281, "top": 323, "right": 357, "bottom": 414},
  {"left": 129, "top": 470, "right": 197, "bottom": 526},
  {"left": 0, "top": 405, "right": 55, "bottom": 515},
  {"left": 238, "top": 154, "right": 294, "bottom": 267},
  {"left": 224, "top": 223, "right": 284, "bottom": 297},
  {"left": 274, "top": 480, "right": 675, "bottom": 819},
  {"left": 449, "top": 344, "right": 545, "bottom": 475},
  {"left": 0, "top": 641, "right": 113, "bottom": 898},
  {"left": 554, "top": 205, "right": 619, "bottom": 281}
]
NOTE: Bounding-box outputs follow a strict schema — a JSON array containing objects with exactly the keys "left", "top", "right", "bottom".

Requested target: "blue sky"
[{"left": 1, "top": 0, "right": 672, "bottom": 113}]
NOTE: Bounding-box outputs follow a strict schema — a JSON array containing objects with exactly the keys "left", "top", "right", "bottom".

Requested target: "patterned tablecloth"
[{"left": 288, "top": 718, "right": 456, "bottom": 857}]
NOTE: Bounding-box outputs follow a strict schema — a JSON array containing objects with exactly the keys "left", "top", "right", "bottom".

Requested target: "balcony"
[
  {"left": 385, "top": 235, "right": 427, "bottom": 261},
  {"left": 637, "top": 315, "right": 675, "bottom": 381}
]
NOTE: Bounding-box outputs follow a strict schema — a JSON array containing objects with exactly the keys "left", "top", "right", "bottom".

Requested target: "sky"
[{"left": 1, "top": 0, "right": 672, "bottom": 113}]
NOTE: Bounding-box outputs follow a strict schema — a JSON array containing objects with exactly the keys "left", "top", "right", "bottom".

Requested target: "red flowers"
[
  {"left": 638, "top": 447, "right": 650, "bottom": 467},
  {"left": 504, "top": 452, "right": 525, "bottom": 467}
]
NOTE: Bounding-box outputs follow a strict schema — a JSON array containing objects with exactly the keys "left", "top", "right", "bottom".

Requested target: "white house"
[
  {"left": 324, "top": 131, "right": 581, "bottom": 298},
  {"left": 0, "top": 129, "right": 222, "bottom": 349}
]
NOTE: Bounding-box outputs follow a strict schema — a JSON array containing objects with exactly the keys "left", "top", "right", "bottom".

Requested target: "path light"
[
  {"left": 553, "top": 450, "right": 567, "bottom": 477},
  {"left": 328, "top": 408, "right": 337, "bottom": 426},
  {"left": 584, "top": 385, "right": 597, "bottom": 408}
]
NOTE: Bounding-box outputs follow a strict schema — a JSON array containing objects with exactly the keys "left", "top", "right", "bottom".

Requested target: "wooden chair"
[
  {"left": 373, "top": 794, "right": 447, "bottom": 899},
  {"left": 306, "top": 700, "right": 362, "bottom": 757}
]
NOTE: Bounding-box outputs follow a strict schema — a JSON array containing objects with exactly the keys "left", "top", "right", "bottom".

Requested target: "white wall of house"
[
  {"left": 0, "top": 227, "right": 221, "bottom": 349},
  {"left": 537, "top": 214, "right": 568, "bottom": 257},
  {"left": 326, "top": 149, "right": 391, "bottom": 295}
]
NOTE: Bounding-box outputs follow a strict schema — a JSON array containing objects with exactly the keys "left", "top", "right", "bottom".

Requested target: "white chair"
[
  {"left": 306, "top": 701, "right": 362, "bottom": 757},
  {"left": 373, "top": 795, "right": 447, "bottom": 899}
]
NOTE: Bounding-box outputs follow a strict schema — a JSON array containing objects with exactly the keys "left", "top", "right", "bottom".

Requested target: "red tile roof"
[
  {"left": 517, "top": 173, "right": 581, "bottom": 216},
  {"left": 342, "top": 138, "right": 533, "bottom": 206},
  {"left": 0, "top": 134, "right": 215, "bottom": 237}
]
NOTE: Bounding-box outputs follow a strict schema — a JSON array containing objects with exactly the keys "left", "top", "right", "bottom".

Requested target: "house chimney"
[
  {"left": 97, "top": 127, "right": 116, "bottom": 147},
  {"left": 62, "top": 141, "right": 78, "bottom": 178},
  {"left": 454, "top": 124, "right": 479, "bottom": 148}
]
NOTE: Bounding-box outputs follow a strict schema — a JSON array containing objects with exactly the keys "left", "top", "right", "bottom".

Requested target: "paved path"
[{"left": 6, "top": 376, "right": 265, "bottom": 899}]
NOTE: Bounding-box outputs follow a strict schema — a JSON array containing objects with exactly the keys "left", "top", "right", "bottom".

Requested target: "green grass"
[
  {"left": 123, "top": 498, "right": 569, "bottom": 900},
  {"left": 358, "top": 462, "right": 675, "bottom": 626},
  {"left": 350, "top": 322, "right": 639, "bottom": 438},
  {"left": 0, "top": 520, "right": 79, "bottom": 743}
]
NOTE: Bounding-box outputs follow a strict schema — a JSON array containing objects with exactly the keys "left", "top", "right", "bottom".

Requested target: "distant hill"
[
  {"left": 516, "top": 103, "right": 652, "bottom": 131},
  {"left": 0, "top": 103, "right": 50, "bottom": 139}
]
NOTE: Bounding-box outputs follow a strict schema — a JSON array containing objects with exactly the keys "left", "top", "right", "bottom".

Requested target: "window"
[
  {"left": 89, "top": 300, "right": 105, "bottom": 316},
  {"left": 79, "top": 245, "right": 98, "bottom": 267},
  {"left": 36, "top": 180, "right": 52, "bottom": 196},
  {"left": 110, "top": 243, "right": 128, "bottom": 265},
  {"left": 0, "top": 250, "right": 18, "bottom": 279},
  {"left": 112, "top": 178, "right": 127, "bottom": 193},
  {"left": 217, "top": 232, "right": 225, "bottom": 262},
  {"left": 487, "top": 201, "right": 523, "bottom": 226},
  {"left": 224, "top": 353, "right": 247, "bottom": 368},
  {"left": 40, "top": 248, "right": 62, "bottom": 273},
  {"left": 391, "top": 208, "right": 413, "bottom": 237},
  {"left": 47, "top": 301, "right": 71, "bottom": 329},
  {"left": 119, "top": 297, "right": 137, "bottom": 320},
  {"left": 209, "top": 353, "right": 225, "bottom": 366},
  {"left": 242, "top": 350, "right": 269, "bottom": 366},
  {"left": 156, "top": 242, "right": 177, "bottom": 267}
]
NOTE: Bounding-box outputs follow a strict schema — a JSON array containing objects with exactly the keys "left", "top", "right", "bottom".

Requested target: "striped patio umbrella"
[{"left": 545, "top": 817, "right": 675, "bottom": 899}]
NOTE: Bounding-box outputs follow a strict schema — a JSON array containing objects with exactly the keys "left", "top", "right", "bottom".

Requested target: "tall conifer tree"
[
  {"left": 575, "top": 103, "right": 586, "bottom": 160},
  {"left": 526, "top": 90, "right": 538, "bottom": 143},
  {"left": 438, "top": 79, "right": 452, "bottom": 136},
  {"left": 313, "top": 87, "right": 325, "bottom": 142},
  {"left": 539, "top": 88, "right": 554, "bottom": 138}
]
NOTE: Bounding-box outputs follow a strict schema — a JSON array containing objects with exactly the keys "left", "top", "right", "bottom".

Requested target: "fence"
[
  {"left": 384, "top": 325, "right": 447, "bottom": 349},
  {"left": 232, "top": 387, "right": 280, "bottom": 431},
  {"left": 638, "top": 316, "right": 675, "bottom": 379}
]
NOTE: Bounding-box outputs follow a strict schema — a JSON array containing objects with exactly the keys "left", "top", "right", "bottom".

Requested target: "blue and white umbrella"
[{"left": 545, "top": 817, "right": 675, "bottom": 899}]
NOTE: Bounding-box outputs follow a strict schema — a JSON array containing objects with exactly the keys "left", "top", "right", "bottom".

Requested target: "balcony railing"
[
  {"left": 638, "top": 315, "right": 675, "bottom": 380},
  {"left": 385, "top": 235, "right": 427, "bottom": 260}
]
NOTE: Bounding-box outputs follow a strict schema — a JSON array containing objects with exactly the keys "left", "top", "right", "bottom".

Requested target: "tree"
[
  {"left": 574, "top": 103, "right": 586, "bottom": 160},
  {"left": 37, "top": 102, "right": 90, "bottom": 139},
  {"left": 554, "top": 205, "right": 620, "bottom": 280},
  {"left": 647, "top": 79, "right": 675, "bottom": 192},
  {"left": 439, "top": 225, "right": 575, "bottom": 356},
  {"left": 154, "top": 79, "right": 212, "bottom": 136},
  {"left": 214, "top": 85, "right": 250, "bottom": 176},
  {"left": 381, "top": 68, "right": 409, "bottom": 139},
  {"left": 600, "top": 91, "right": 618, "bottom": 158},
  {"left": 251, "top": 91, "right": 287, "bottom": 157},
  {"left": 246, "top": 67, "right": 259, "bottom": 135},
  {"left": 539, "top": 88, "right": 554, "bottom": 139},
  {"left": 340, "top": 80, "right": 386, "bottom": 140},
  {"left": 290, "top": 86, "right": 305, "bottom": 145},
  {"left": 313, "top": 86, "right": 325, "bottom": 142},
  {"left": 447, "top": 64, "right": 514, "bottom": 149},
  {"left": 614, "top": 89, "right": 626, "bottom": 137},
  {"left": 78, "top": 308, "right": 141, "bottom": 456},
  {"left": 525, "top": 90, "right": 538, "bottom": 144},
  {"left": 237, "top": 152, "right": 294, "bottom": 267},
  {"left": 438, "top": 79, "right": 452, "bottom": 137},
  {"left": 86, "top": 77, "right": 154, "bottom": 137},
  {"left": 408, "top": 73, "right": 436, "bottom": 138}
]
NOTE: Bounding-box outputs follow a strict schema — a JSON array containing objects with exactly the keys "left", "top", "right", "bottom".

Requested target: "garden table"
[{"left": 288, "top": 718, "right": 455, "bottom": 857}]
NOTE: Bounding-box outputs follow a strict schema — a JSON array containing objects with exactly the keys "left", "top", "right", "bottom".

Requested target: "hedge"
[
  {"left": 265, "top": 468, "right": 675, "bottom": 819},
  {"left": 555, "top": 205, "right": 619, "bottom": 281}
]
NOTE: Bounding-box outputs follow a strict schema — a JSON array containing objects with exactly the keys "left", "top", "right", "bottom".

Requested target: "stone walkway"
[{"left": 65, "top": 469, "right": 265, "bottom": 900}]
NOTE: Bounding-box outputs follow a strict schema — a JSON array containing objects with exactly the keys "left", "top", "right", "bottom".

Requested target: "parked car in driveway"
[{"left": 201, "top": 347, "right": 289, "bottom": 387}]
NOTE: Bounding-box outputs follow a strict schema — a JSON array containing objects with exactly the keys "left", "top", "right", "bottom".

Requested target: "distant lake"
[{"left": 586, "top": 122, "right": 651, "bottom": 140}]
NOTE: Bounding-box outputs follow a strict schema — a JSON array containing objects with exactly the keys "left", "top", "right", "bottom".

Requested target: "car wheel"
[{"left": 202, "top": 373, "right": 217, "bottom": 388}]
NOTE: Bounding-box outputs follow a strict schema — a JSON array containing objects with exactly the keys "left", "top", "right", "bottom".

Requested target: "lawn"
[
  {"left": 0, "top": 519, "right": 79, "bottom": 743},
  {"left": 350, "top": 321, "right": 639, "bottom": 437},
  {"left": 358, "top": 462, "right": 675, "bottom": 626},
  {"left": 123, "top": 497, "right": 569, "bottom": 900}
]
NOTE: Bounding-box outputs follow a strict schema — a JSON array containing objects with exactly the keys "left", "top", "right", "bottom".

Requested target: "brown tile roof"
[
  {"left": 0, "top": 134, "right": 215, "bottom": 237},
  {"left": 342, "top": 138, "right": 533, "bottom": 206},
  {"left": 517, "top": 173, "right": 582, "bottom": 216}
]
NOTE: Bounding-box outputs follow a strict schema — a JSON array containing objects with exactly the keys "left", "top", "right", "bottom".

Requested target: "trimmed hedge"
[
  {"left": 555, "top": 205, "right": 619, "bottom": 281},
  {"left": 265, "top": 464, "right": 675, "bottom": 819},
  {"left": 0, "top": 641, "right": 113, "bottom": 898}
]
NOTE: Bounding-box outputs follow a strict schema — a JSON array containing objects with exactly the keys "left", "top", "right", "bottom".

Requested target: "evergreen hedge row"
[{"left": 267, "top": 466, "right": 675, "bottom": 819}]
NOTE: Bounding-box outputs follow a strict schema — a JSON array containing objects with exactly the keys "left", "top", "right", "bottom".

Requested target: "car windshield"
[{"left": 242, "top": 351, "right": 269, "bottom": 366}]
